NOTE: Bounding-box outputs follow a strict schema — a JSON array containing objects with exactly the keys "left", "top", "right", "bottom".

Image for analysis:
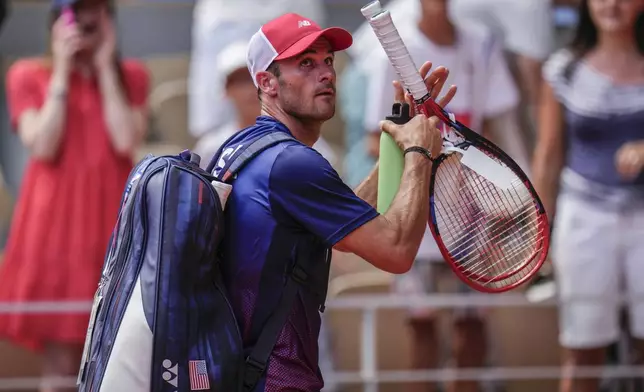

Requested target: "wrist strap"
[{"left": 404, "top": 146, "right": 434, "bottom": 162}]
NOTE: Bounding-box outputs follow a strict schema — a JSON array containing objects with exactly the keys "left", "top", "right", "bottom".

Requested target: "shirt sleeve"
[
  {"left": 269, "top": 144, "right": 379, "bottom": 246},
  {"left": 121, "top": 60, "right": 150, "bottom": 108},
  {"left": 5, "top": 60, "right": 45, "bottom": 131},
  {"left": 482, "top": 35, "right": 520, "bottom": 117},
  {"left": 362, "top": 53, "right": 399, "bottom": 134},
  {"left": 542, "top": 49, "right": 574, "bottom": 102}
]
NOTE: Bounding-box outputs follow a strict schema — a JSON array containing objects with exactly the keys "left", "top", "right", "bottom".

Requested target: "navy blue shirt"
[{"left": 216, "top": 116, "right": 379, "bottom": 392}]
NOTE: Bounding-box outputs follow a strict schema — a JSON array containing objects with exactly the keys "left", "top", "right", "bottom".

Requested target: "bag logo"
[
  {"left": 162, "top": 359, "right": 178, "bottom": 388},
  {"left": 214, "top": 144, "right": 244, "bottom": 178}
]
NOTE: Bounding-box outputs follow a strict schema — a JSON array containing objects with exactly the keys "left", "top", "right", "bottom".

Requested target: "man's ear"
[{"left": 256, "top": 71, "right": 278, "bottom": 98}]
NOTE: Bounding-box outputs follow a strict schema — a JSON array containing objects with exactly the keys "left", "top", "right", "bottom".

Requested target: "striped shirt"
[{"left": 543, "top": 49, "right": 644, "bottom": 193}]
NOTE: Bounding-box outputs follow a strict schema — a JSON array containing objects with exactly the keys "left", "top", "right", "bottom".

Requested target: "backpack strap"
[
  {"left": 205, "top": 129, "right": 248, "bottom": 174},
  {"left": 242, "top": 247, "right": 331, "bottom": 392},
  {"left": 210, "top": 132, "right": 295, "bottom": 183}
]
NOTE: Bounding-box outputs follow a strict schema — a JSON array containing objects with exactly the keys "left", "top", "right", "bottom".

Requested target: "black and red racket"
[{"left": 361, "top": 0, "right": 550, "bottom": 293}]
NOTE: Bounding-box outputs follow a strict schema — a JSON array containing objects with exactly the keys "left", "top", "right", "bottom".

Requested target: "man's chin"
[
  {"left": 315, "top": 105, "right": 335, "bottom": 121},
  {"left": 291, "top": 106, "right": 335, "bottom": 123}
]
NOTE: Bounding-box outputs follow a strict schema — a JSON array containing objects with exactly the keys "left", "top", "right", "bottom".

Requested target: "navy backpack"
[{"left": 77, "top": 132, "right": 329, "bottom": 392}]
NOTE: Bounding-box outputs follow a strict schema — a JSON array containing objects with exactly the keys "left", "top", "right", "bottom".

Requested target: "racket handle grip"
[{"left": 376, "top": 103, "right": 408, "bottom": 213}]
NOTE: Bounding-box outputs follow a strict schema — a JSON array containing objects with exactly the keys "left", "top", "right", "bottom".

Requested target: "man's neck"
[
  {"left": 417, "top": 16, "right": 456, "bottom": 47},
  {"left": 238, "top": 113, "right": 258, "bottom": 130},
  {"left": 260, "top": 106, "right": 321, "bottom": 147}
]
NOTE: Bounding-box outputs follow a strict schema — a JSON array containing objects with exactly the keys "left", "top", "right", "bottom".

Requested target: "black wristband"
[{"left": 403, "top": 146, "right": 434, "bottom": 162}]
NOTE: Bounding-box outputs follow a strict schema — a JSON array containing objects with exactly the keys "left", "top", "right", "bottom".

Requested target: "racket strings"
[
  {"left": 453, "top": 209, "right": 541, "bottom": 277},
  {"left": 456, "top": 199, "right": 541, "bottom": 266},
  {"left": 432, "top": 153, "right": 546, "bottom": 290},
  {"left": 436, "top": 158, "right": 532, "bottom": 275},
  {"left": 436, "top": 155, "right": 537, "bottom": 249},
  {"left": 443, "top": 193, "right": 538, "bottom": 252},
  {"left": 444, "top": 186, "right": 541, "bottom": 282}
]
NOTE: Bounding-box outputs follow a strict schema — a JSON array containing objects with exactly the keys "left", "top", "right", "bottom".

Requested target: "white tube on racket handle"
[{"left": 365, "top": 10, "right": 429, "bottom": 100}]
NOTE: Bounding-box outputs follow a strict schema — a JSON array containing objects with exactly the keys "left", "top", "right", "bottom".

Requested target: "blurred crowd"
[{"left": 1, "top": 0, "right": 644, "bottom": 391}]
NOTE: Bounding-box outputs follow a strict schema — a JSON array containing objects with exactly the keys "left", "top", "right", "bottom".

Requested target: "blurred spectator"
[
  {"left": 450, "top": 0, "right": 554, "bottom": 113},
  {"left": 450, "top": 0, "right": 555, "bottom": 163},
  {"left": 0, "top": 0, "right": 8, "bottom": 35},
  {"left": 188, "top": 0, "right": 325, "bottom": 140},
  {"left": 340, "top": 0, "right": 417, "bottom": 187},
  {"left": 0, "top": 0, "right": 148, "bottom": 389},
  {"left": 362, "top": 1, "right": 520, "bottom": 391},
  {"left": 192, "top": 41, "right": 338, "bottom": 170},
  {"left": 532, "top": 0, "right": 644, "bottom": 391},
  {"left": 0, "top": 169, "right": 11, "bottom": 250},
  {"left": 338, "top": 56, "right": 373, "bottom": 187}
]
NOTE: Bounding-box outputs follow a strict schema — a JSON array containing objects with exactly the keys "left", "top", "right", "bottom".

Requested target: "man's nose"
[{"left": 318, "top": 63, "right": 335, "bottom": 83}]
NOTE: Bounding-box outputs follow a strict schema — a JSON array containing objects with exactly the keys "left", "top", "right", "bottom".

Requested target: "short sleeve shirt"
[{"left": 215, "top": 116, "right": 379, "bottom": 391}]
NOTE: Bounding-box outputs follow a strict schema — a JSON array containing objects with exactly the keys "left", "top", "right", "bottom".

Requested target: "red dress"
[{"left": 0, "top": 58, "right": 149, "bottom": 352}]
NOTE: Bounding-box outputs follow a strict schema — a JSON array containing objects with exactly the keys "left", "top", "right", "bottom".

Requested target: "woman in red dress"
[{"left": 0, "top": 0, "right": 148, "bottom": 389}]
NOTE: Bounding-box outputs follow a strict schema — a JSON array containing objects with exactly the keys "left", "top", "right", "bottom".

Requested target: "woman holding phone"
[{"left": 0, "top": 0, "right": 148, "bottom": 389}]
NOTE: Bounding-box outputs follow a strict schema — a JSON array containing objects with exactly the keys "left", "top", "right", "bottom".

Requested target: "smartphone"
[{"left": 62, "top": 5, "right": 75, "bottom": 26}]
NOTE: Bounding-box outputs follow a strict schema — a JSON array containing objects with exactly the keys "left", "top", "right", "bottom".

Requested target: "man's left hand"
[{"left": 392, "top": 61, "right": 457, "bottom": 116}]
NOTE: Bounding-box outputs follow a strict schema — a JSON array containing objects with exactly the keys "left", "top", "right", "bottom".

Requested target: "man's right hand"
[
  {"left": 51, "top": 14, "right": 81, "bottom": 74},
  {"left": 379, "top": 115, "right": 443, "bottom": 159}
]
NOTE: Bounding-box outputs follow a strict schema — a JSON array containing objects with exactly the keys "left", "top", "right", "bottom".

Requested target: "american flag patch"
[{"left": 189, "top": 360, "right": 210, "bottom": 391}]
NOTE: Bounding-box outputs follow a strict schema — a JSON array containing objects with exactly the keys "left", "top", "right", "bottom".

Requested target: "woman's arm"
[
  {"left": 17, "top": 68, "right": 69, "bottom": 161},
  {"left": 15, "top": 16, "right": 80, "bottom": 161},
  {"left": 531, "top": 80, "right": 565, "bottom": 219},
  {"left": 97, "top": 63, "right": 147, "bottom": 157}
]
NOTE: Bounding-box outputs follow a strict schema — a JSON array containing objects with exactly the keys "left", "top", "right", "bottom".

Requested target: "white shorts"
[{"left": 552, "top": 190, "right": 644, "bottom": 349}]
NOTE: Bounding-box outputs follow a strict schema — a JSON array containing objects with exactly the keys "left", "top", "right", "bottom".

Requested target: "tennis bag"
[{"left": 77, "top": 132, "right": 325, "bottom": 392}]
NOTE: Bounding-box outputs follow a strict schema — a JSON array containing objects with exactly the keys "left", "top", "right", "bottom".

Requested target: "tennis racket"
[{"left": 361, "top": 0, "right": 550, "bottom": 293}]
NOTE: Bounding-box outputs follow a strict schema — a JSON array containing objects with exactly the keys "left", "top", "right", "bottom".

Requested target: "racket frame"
[
  {"left": 363, "top": 2, "right": 550, "bottom": 292},
  {"left": 425, "top": 109, "right": 549, "bottom": 292}
]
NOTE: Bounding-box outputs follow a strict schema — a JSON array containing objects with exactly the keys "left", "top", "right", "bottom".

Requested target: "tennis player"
[{"left": 213, "top": 13, "right": 457, "bottom": 392}]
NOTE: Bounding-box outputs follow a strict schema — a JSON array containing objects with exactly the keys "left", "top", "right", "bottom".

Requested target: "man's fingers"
[
  {"left": 427, "top": 115, "right": 440, "bottom": 130},
  {"left": 437, "top": 85, "right": 458, "bottom": 107},
  {"left": 404, "top": 93, "right": 416, "bottom": 116},
  {"left": 429, "top": 68, "right": 449, "bottom": 101},
  {"left": 423, "top": 66, "right": 448, "bottom": 94},
  {"left": 419, "top": 61, "right": 433, "bottom": 80},
  {"left": 379, "top": 119, "right": 401, "bottom": 136},
  {"left": 393, "top": 80, "right": 405, "bottom": 103}
]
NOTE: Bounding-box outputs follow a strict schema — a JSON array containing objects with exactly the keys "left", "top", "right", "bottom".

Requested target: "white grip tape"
[{"left": 366, "top": 10, "right": 429, "bottom": 100}]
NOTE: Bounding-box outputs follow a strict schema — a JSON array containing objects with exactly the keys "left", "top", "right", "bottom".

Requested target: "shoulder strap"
[
  {"left": 242, "top": 247, "right": 331, "bottom": 392},
  {"left": 205, "top": 129, "right": 246, "bottom": 174},
  {"left": 214, "top": 132, "right": 295, "bottom": 183}
]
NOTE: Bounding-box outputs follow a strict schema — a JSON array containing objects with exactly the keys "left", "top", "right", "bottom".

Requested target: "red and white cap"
[{"left": 246, "top": 13, "right": 353, "bottom": 87}]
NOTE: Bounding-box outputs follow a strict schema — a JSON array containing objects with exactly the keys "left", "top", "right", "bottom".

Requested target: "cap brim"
[{"left": 274, "top": 27, "right": 353, "bottom": 61}]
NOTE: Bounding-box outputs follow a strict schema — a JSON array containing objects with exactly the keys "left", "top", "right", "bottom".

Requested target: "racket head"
[
  {"left": 361, "top": 5, "right": 550, "bottom": 292},
  {"left": 427, "top": 118, "right": 550, "bottom": 293}
]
